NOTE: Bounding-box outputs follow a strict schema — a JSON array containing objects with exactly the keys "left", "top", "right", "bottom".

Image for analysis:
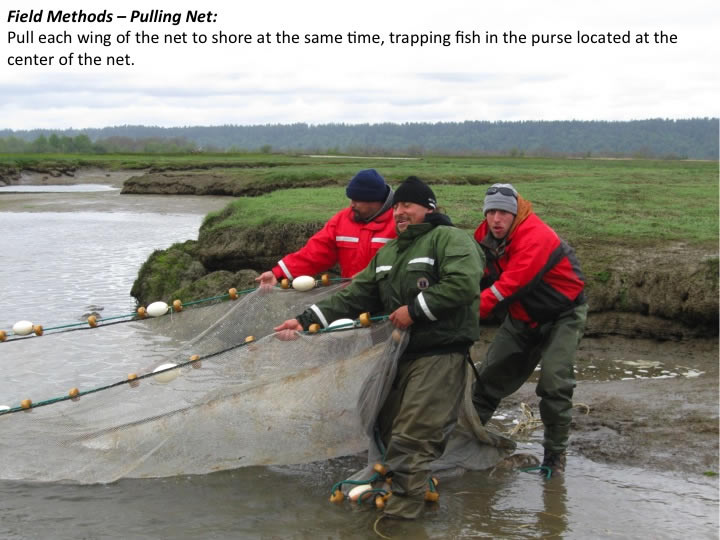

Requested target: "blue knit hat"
[{"left": 346, "top": 169, "right": 388, "bottom": 202}]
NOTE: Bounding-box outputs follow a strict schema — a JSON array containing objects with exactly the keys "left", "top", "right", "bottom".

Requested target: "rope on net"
[
  {"left": 0, "top": 275, "right": 350, "bottom": 343},
  {"left": 329, "top": 465, "right": 440, "bottom": 508},
  {"left": 0, "top": 309, "right": 388, "bottom": 418}
]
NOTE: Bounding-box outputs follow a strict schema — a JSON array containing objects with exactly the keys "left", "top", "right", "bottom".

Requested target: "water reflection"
[{"left": 538, "top": 475, "right": 568, "bottom": 538}]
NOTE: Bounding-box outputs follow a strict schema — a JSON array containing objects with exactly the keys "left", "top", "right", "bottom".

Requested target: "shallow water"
[
  {"left": 1, "top": 187, "right": 717, "bottom": 539},
  {"left": 0, "top": 184, "right": 119, "bottom": 193},
  {"left": 0, "top": 454, "right": 716, "bottom": 539}
]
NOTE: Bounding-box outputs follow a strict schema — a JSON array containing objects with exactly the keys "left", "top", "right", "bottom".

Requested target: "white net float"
[
  {"left": 152, "top": 363, "right": 179, "bottom": 383},
  {"left": 328, "top": 318, "right": 355, "bottom": 330},
  {"left": 12, "top": 320, "right": 34, "bottom": 336},
  {"left": 291, "top": 275, "right": 315, "bottom": 292},
  {"left": 146, "top": 301, "right": 169, "bottom": 317},
  {"left": 348, "top": 483, "right": 372, "bottom": 502}
]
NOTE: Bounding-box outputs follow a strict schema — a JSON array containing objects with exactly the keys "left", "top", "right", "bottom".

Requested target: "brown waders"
[
  {"left": 377, "top": 351, "right": 467, "bottom": 519},
  {"left": 472, "top": 303, "right": 587, "bottom": 453}
]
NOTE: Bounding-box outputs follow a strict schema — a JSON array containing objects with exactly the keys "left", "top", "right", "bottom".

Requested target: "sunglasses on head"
[{"left": 486, "top": 186, "right": 517, "bottom": 198}]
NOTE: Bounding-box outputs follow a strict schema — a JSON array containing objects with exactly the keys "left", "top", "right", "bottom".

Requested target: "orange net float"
[
  {"left": 33, "top": 325, "right": 43, "bottom": 336},
  {"left": 20, "top": 399, "right": 32, "bottom": 410},
  {"left": 127, "top": 373, "right": 140, "bottom": 388},
  {"left": 228, "top": 288, "right": 238, "bottom": 300},
  {"left": 88, "top": 315, "right": 98, "bottom": 328},
  {"left": 280, "top": 278, "right": 290, "bottom": 289},
  {"left": 308, "top": 324, "right": 321, "bottom": 334},
  {"left": 321, "top": 274, "right": 331, "bottom": 286},
  {"left": 424, "top": 476, "right": 440, "bottom": 502},
  {"left": 0, "top": 330, "right": 6, "bottom": 342},
  {"left": 190, "top": 354, "right": 202, "bottom": 369},
  {"left": 359, "top": 312, "right": 372, "bottom": 327},
  {"left": 69, "top": 388, "right": 80, "bottom": 402},
  {"left": 329, "top": 489, "right": 344, "bottom": 503},
  {"left": 173, "top": 299, "right": 183, "bottom": 312},
  {"left": 137, "top": 307, "right": 147, "bottom": 319}
]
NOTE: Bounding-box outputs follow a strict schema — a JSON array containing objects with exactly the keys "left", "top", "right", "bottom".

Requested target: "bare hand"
[
  {"left": 389, "top": 305, "right": 414, "bottom": 329},
  {"left": 256, "top": 271, "right": 279, "bottom": 290},
  {"left": 274, "top": 318, "right": 303, "bottom": 340}
]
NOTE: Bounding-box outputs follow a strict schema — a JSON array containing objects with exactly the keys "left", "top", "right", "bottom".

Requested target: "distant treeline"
[{"left": 0, "top": 118, "right": 717, "bottom": 159}]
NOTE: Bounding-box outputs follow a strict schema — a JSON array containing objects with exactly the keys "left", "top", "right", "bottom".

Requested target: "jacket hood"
[{"left": 507, "top": 195, "right": 533, "bottom": 237}]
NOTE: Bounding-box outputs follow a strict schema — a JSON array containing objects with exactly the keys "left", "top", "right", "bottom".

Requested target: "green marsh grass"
[
  {"left": 200, "top": 157, "right": 718, "bottom": 249},
  {"left": 3, "top": 153, "right": 716, "bottom": 248}
]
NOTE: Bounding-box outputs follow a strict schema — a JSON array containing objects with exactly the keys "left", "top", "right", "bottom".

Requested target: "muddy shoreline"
[{"left": 472, "top": 333, "right": 719, "bottom": 477}]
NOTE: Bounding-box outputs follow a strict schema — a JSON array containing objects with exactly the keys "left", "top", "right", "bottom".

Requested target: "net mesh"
[{"left": 0, "top": 284, "right": 513, "bottom": 484}]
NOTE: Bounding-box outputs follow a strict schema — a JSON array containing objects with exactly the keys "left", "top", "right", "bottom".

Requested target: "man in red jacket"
[
  {"left": 472, "top": 183, "right": 587, "bottom": 476},
  {"left": 255, "top": 169, "right": 396, "bottom": 286}
]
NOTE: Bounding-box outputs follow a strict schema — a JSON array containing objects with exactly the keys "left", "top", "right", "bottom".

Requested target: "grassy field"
[
  {"left": 194, "top": 156, "right": 718, "bottom": 249},
  {"left": 2, "top": 152, "right": 717, "bottom": 248}
]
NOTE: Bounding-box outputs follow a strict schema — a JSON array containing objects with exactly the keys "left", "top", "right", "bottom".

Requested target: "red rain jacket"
[
  {"left": 272, "top": 207, "right": 396, "bottom": 279},
  {"left": 474, "top": 209, "right": 585, "bottom": 325}
]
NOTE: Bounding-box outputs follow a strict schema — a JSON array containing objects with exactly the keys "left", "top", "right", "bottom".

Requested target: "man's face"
[
  {"left": 393, "top": 201, "right": 432, "bottom": 232},
  {"left": 350, "top": 200, "right": 383, "bottom": 221},
  {"left": 485, "top": 209, "right": 515, "bottom": 239}
]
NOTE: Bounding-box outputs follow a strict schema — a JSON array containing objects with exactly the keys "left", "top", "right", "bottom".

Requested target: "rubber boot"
[{"left": 541, "top": 449, "right": 566, "bottom": 477}]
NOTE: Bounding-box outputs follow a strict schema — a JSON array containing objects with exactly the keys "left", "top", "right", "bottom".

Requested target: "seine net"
[{"left": 0, "top": 284, "right": 513, "bottom": 484}]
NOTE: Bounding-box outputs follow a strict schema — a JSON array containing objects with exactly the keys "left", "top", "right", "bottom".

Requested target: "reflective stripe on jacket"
[
  {"left": 298, "top": 217, "right": 484, "bottom": 354},
  {"left": 474, "top": 212, "right": 585, "bottom": 325},
  {"left": 272, "top": 206, "right": 396, "bottom": 279}
]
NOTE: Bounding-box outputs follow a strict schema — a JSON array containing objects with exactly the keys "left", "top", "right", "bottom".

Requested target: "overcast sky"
[{"left": 1, "top": 0, "right": 717, "bottom": 130}]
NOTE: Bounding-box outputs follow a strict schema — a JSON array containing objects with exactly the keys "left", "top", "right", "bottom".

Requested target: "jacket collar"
[{"left": 396, "top": 212, "right": 453, "bottom": 251}]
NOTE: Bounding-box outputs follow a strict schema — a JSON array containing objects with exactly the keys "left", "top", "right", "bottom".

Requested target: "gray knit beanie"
[{"left": 483, "top": 183, "right": 518, "bottom": 215}]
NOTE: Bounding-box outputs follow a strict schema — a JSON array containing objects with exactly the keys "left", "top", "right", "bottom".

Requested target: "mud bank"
[
  {"left": 471, "top": 333, "right": 719, "bottom": 476},
  {"left": 0, "top": 167, "right": 139, "bottom": 188},
  {"left": 132, "top": 220, "right": 719, "bottom": 340},
  {"left": 120, "top": 166, "right": 342, "bottom": 196}
]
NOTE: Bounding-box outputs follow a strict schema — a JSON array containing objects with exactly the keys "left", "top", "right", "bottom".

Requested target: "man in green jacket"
[{"left": 275, "top": 176, "right": 484, "bottom": 519}]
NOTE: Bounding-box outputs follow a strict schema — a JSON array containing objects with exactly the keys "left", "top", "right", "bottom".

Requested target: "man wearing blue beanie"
[{"left": 256, "top": 169, "right": 396, "bottom": 286}]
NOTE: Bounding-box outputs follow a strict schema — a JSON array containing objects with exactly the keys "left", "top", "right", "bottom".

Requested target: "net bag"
[{"left": 0, "top": 284, "right": 513, "bottom": 484}]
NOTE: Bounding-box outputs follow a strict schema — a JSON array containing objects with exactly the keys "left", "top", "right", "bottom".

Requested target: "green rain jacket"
[{"left": 297, "top": 213, "right": 485, "bottom": 355}]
